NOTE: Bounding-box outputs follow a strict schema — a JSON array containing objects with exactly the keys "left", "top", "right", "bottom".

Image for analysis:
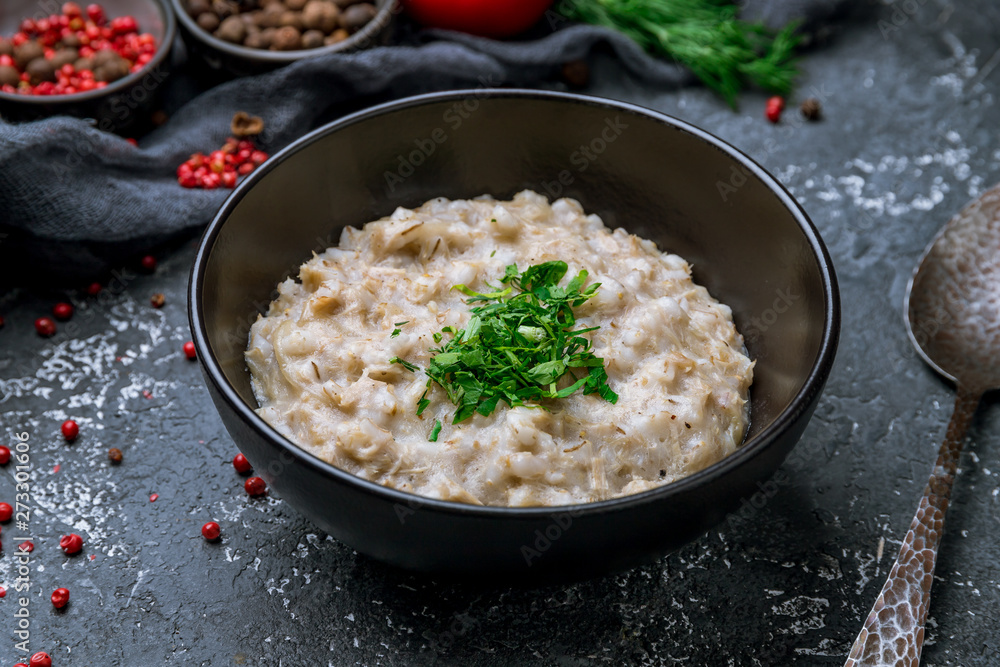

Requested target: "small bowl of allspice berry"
[{"left": 172, "top": 0, "right": 396, "bottom": 75}]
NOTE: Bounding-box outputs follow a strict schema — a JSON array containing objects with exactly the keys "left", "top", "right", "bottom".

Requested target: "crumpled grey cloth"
[{"left": 0, "top": 0, "right": 856, "bottom": 285}]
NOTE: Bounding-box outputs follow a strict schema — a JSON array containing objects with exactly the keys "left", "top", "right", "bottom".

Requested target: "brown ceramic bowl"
[
  {"left": 190, "top": 90, "right": 840, "bottom": 580},
  {"left": 0, "top": 0, "right": 175, "bottom": 132},
  {"left": 169, "top": 0, "right": 397, "bottom": 77}
]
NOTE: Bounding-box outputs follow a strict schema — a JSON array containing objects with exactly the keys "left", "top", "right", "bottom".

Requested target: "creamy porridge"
[{"left": 246, "top": 191, "right": 754, "bottom": 507}]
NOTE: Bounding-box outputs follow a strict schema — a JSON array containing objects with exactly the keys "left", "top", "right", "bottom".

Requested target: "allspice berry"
[
  {"left": 260, "top": 3, "right": 285, "bottom": 28},
  {"left": 286, "top": 0, "right": 308, "bottom": 9},
  {"left": 26, "top": 58, "right": 57, "bottom": 84},
  {"left": 217, "top": 15, "right": 248, "bottom": 43},
  {"left": 325, "top": 28, "right": 349, "bottom": 45},
  {"left": 271, "top": 25, "right": 302, "bottom": 50},
  {"left": 94, "top": 57, "right": 130, "bottom": 83},
  {"left": 245, "top": 31, "right": 271, "bottom": 48},
  {"left": 108, "top": 447, "right": 123, "bottom": 464},
  {"left": 301, "top": 29, "right": 325, "bottom": 49},
  {"left": 0, "top": 65, "right": 20, "bottom": 87},
  {"left": 51, "top": 48, "right": 79, "bottom": 69},
  {"left": 92, "top": 49, "right": 119, "bottom": 67},
  {"left": 74, "top": 57, "right": 95, "bottom": 72},
  {"left": 800, "top": 97, "right": 822, "bottom": 121},
  {"left": 14, "top": 40, "right": 44, "bottom": 69},
  {"left": 302, "top": 0, "right": 339, "bottom": 33},
  {"left": 341, "top": 3, "right": 377, "bottom": 32},
  {"left": 211, "top": 0, "right": 238, "bottom": 19},
  {"left": 197, "top": 11, "right": 221, "bottom": 32},
  {"left": 186, "top": 0, "right": 211, "bottom": 18},
  {"left": 278, "top": 10, "right": 304, "bottom": 30},
  {"left": 0, "top": 38, "right": 13, "bottom": 57}
]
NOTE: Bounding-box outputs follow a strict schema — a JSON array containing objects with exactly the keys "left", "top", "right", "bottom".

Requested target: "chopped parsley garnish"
[
  {"left": 428, "top": 419, "right": 443, "bottom": 442},
  {"left": 392, "top": 261, "right": 618, "bottom": 425},
  {"left": 390, "top": 321, "right": 409, "bottom": 338},
  {"left": 389, "top": 356, "right": 419, "bottom": 372}
]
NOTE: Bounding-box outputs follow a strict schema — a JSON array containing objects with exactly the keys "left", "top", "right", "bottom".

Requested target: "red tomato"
[{"left": 402, "top": 0, "right": 555, "bottom": 38}]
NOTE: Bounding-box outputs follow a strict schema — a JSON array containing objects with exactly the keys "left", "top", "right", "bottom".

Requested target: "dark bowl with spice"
[
  {"left": 170, "top": 0, "right": 396, "bottom": 77},
  {"left": 0, "top": 0, "right": 176, "bottom": 132},
  {"left": 190, "top": 90, "right": 840, "bottom": 580}
]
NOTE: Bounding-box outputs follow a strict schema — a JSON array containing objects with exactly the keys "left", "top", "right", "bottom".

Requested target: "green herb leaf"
[
  {"left": 557, "top": 0, "right": 800, "bottom": 108},
  {"left": 390, "top": 356, "right": 420, "bottom": 372},
  {"left": 392, "top": 262, "right": 618, "bottom": 424},
  {"left": 429, "top": 419, "right": 442, "bottom": 442}
]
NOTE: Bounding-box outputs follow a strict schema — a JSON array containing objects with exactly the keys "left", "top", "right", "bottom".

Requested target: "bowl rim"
[
  {"left": 0, "top": 0, "right": 177, "bottom": 106},
  {"left": 189, "top": 88, "right": 841, "bottom": 519},
  {"left": 168, "top": 0, "right": 397, "bottom": 64}
]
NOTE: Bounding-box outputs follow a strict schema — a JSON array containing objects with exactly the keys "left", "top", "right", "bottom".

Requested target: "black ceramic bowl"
[
  {"left": 190, "top": 90, "right": 840, "bottom": 579},
  {"left": 0, "top": 0, "right": 175, "bottom": 132},
  {"left": 169, "top": 0, "right": 396, "bottom": 77}
]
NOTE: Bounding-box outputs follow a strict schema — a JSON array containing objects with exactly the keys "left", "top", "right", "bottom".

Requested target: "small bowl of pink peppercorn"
[{"left": 0, "top": 0, "right": 175, "bottom": 132}]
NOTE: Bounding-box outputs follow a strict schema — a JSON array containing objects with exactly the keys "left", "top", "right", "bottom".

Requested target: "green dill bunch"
[{"left": 557, "top": 0, "right": 800, "bottom": 108}]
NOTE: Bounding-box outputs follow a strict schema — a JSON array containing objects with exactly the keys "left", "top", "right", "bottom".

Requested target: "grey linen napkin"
[{"left": 0, "top": 0, "right": 856, "bottom": 285}]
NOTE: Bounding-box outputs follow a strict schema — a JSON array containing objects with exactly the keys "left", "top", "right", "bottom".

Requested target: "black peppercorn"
[
  {"left": 800, "top": 97, "right": 822, "bottom": 121},
  {"left": 561, "top": 60, "right": 590, "bottom": 88}
]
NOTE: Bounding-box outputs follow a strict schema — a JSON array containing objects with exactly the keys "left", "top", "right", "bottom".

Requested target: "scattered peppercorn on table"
[{"left": 1, "top": 3, "right": 1000, "bottom": 664}]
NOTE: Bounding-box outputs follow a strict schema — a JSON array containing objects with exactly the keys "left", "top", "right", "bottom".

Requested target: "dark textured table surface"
[{"left": 3, "top": 3, "right": 1000, "bottom": 665}]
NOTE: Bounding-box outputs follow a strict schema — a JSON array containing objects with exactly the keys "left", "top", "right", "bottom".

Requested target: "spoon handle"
[{"left": 844, "top": 387, "right": 981, "bottom": 667}]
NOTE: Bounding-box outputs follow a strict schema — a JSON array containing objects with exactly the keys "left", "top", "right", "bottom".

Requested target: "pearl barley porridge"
[{"left": 245, "top": 191, "right": 754, "bottom": 507}]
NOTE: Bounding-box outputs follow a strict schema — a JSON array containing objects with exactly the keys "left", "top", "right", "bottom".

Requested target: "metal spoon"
[{"left": 843, "top": 185, "right": 1000, "bottom": 666}]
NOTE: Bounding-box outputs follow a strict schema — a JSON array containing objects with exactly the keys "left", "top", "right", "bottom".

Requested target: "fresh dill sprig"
[
  {"left": 392, "top": 261, "right": 618, "bottom": 426},
  {"left": 557, "top": 0, "right": 800, "bottom": 108}
]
